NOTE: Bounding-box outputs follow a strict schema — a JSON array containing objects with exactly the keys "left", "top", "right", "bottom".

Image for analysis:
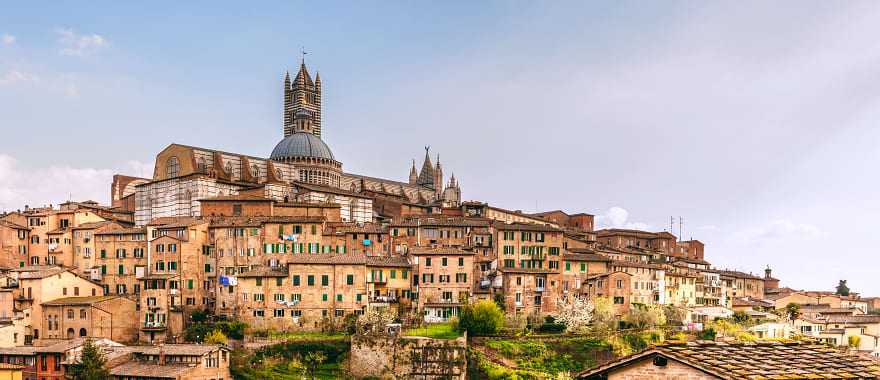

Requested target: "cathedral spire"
[
  {"left": 409, "top": 159, "right": 418, "bottom": 184},
  {"left": 417, "top": 146, "right": 436, "bottom": 189}
]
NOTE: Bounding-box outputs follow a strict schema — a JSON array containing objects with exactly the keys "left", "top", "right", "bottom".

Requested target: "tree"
[
  {"left": 457, "top": 300, "right": 504, "bottom": 336},
  {"left": 848, "top": 335, "right": 861, "bottom": 348},
  {"left": 836, "top": 280, "right": 850, "bottom": 296},
  {"left": 67, "top": 339, "right": 109, "bottom": 380},
  {"left": 732, "top": 311, "right": 752, "bottom": 325},
  {"left": 356, "top": 307, "right": 396, "bottom": 334},
  {"left": 624, "top": 304, "right": 666, "bottom": 329},
  {"left": 784, "top": 303, "right": 801, "bottom": 322},
  {"left": 303, "top": 351, "right": 327, "bottom": 378},
  {"left": 555, "top": 295, "right": 595, "bottom": 334},
  {"left": 204, "top": 329, "right": 228, "bottom": 345},
  {"left": 591, "top": 296, "right": 617, "bottom": 337}
]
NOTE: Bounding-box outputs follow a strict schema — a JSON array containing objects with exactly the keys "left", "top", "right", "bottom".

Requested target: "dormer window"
[
  {"left": 166, "top": 156, "right": 180, "bottom": 178},
  {"left": 251, "top": 164, "right": 259, "bottom": 179}
]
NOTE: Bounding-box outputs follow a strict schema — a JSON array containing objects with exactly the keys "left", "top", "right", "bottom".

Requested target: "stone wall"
[{"left": 350, "top": 333, "right": 467, "bottom": 380}]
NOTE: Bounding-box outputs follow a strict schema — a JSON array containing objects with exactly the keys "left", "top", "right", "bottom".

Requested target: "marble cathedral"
[{"left": 116, "top": 60, "right": 462, "bottom": 225}]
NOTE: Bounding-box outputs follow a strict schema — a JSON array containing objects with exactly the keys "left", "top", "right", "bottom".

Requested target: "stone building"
[
  {"left": 39, "top": 296, "right": 137, "bottom": 343},
  {"left": 0, "top": 220, "right": 29, "bottom": 270},
  {"left": 411, "top": 247, "right": 474, "bottom": 322},
  {"left": 109, "top": 344, "right": 231, "bottom": 380},
  {"left": 9, "top": 267, "right": 103, "bottom": 345}
]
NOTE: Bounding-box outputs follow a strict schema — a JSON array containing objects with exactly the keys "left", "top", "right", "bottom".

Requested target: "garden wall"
[{"left": 350, "top": 333, "right": 468, "bottom": 379}]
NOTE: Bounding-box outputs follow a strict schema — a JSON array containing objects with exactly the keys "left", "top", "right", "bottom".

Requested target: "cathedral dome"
[{"left": 270, "top": 132, "right": 336, "bottom": 161}]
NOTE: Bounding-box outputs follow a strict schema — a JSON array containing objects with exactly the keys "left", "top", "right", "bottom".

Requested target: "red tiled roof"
[{"left": 578, "top": 341, "right": 880, "bottom": 379}]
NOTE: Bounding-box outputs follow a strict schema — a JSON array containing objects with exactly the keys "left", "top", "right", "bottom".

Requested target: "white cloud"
[
  {"left": 595, "top": 206, "right": 652, "bottom": 230},
  {"left": 1, "top": 34, "right": 15, "bottom": 45},
  {"left": 56, "top": 28, "right": 107, "bottom": 56},
  {"left": 0, "top": 154, "right": 150, "bottom": 211},
  {"left": 735, "top": 219, "right": 822, "bottom": 245},
  {"left": 0, "top": 70, "right": 39, "bottom": 86}
]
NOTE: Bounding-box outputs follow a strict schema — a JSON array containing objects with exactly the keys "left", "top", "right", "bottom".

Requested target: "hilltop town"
[{"left": 1, "top": 61, "right": 878, "bottom": 379}]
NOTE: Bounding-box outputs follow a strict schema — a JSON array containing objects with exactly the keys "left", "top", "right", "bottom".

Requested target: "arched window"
[
  {"left": 275, "top": 169, "right": 283, "bottom": 180},
  {"left": 80, "top": 309, "right": 86, "bottom": 319},
  {"left": 349, "top": 183, "right": 356, "bottom": 192},
  {"left": 251, "top": 164, "right": 260, "bottom": 179},
  {"left": 79, "top": 328, "right": 87, "bottom": 337},
  {"left": 66, "top": 328, "right": 74, "bottom": 339},
  {"left": 166, "top": 156, "right": 179, "bottom": 179},
  {"left": 224, "top": 162, "right": 233, "bottom": 176},
  {"left": 197, "top": 157, "right": 207, "bottom": 172}
]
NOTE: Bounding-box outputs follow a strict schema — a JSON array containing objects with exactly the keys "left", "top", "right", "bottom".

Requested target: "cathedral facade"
[{"left": 124, "top": 60, "right": 462, "bottom": 225}]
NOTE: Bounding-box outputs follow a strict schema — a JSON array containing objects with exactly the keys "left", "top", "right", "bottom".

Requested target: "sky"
[{"left": 1, "top": 1, "right": 879, "bottom": 295}]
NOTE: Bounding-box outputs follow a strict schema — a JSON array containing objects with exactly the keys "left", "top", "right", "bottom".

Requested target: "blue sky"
[{"left": 2, "top": 1, "right": 880, "bottom": 295}]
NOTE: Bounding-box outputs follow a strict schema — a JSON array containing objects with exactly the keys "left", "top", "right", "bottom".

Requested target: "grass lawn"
[
  {"left": 404, "top": 322, "right": 462, "bottom": 339},
  {"left": 266, "top": 330, "right": 349, "bottom": 342},
  {"left": 483, "top": 337, "right": 608, "bottom": 375}
]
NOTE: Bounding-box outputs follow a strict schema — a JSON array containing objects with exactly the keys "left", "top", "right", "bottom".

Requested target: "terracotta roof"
[
  {"left": 70, "top": 221, "right": 114, "bottom": 230},
  {"left": 823, "top": 315, "right": 880, "bottom": 324},
  {"left": 109, "top": 361, "right": 194, "bottom": 378},
  {"left": 578, "top": 341, "right": 880, "bottom": 379},
  {"left": 287, "top": 253, "right": 367, "bottom": 265},
  {"left": 95, "top": 227, "right": 146, "bottom": 235},
  {"left": 731, "top": 297, "right": 773, "bottom": 308},
  {"left": 563, "top": 253, "right": 611, "bottom": 262},
  {"left": 390, "top": 217, "right": 491, "bottom": 228},
  {"left": 275, "top": 201, "right": 340, "bottom": 208},
  {"left": 410, "top": 247, "right": 474, "bottom": 256},
  {"left": 0, "top": 346, "right": 36, "bottom": 355},
  {"left": 609, "top": 260, "right": 663, "bottom": 270},
  {"left": 207, "top": 215, "right": 325, "bottom": 228},
  {"left": 15, "top": 266, "right": 67, "bottom": 279},
  {"left": 131, "top": 344, "right": 225, "bottom": 356},
  {"left": 330, "top": 223, "right": 387, "bottom": 234},
  {"left": 493, "top": 222, "right": 561, "bottom": 232},
  {"left": 42, "top": 295, "right": 119, "bottom": 306},
  {"left": 712, "top": 269, "right": 764, "bottom": 280},
  {"left": 238, "top": 266, "right": 289, "bottom": 278},
  {"left": 34, "top": 338, "right": 90, "bottom": 353},
  {"left": 148, "top": 217, "right": 207, "bottom": 228},
  {"left": 0, "top": 220, "right": 28, "bottom": 230},
  {"left": 365, "top": 256, "right": 411, "bottom": 268}
]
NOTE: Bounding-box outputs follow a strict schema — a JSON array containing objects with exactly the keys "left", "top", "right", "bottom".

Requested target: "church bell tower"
[{"left": 283, "top": 60, "right": 322, "bottom": 138}]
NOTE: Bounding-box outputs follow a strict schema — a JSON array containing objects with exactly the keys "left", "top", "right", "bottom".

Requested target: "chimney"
[{"left": 158, "top": 347, "right": 165, "bottom": 365}]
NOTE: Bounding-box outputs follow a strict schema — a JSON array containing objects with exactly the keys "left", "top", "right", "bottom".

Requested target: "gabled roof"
[
  {"left": 366, "top": 255, "right": 411, "bottom": 268},
  {"left": 578, "top": 341, "right": 880, "bottom": 379},
  {"left": 42, "top": 295, "right": 120, "bottom": 306},
  {"left": 287, "top": 253, "right": 367, "bottom": 265}
]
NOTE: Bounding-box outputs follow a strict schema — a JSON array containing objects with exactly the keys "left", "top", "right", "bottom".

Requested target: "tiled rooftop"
[{"left": 579, "top": 340, "right": 880, "bottom": 379}]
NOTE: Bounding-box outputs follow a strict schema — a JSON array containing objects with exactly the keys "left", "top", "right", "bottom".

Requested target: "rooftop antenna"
[{"left": 678, "top": 216, "right": 683, "bottom": 242}]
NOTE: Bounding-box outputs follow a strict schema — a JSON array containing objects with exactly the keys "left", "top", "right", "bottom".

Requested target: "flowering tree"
[
  {"left": 357, "top": 307, "right": 397, "bottom": 333},
  {"left": 555, "top": 294, "right": 594, "bottom": 334}
]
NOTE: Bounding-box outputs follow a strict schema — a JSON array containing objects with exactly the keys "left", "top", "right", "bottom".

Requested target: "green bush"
[
  {"left": 698, "top": 327, "right": 717, "bottom": 340},
  {"left": 537, "top": 323, "right": 566, "bottom": 333},
  {"left": 458, "top": 300, "right": 504, "bottom": 336}
]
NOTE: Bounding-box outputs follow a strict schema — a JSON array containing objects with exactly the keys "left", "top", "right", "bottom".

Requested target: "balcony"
[
  {"left": 369, "top": 295, "right": 398, "bottom": 304},
  {"left": 141, "top": 322, "right": 167, "bottom": 331},
  {"left": 367, "top": 278, "right": 387, "bottom": 284}
]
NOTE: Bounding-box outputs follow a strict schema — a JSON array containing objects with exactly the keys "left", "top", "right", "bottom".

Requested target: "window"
[
  {"left": 321, "top": 275, "right": 329, "bottom": 286},
  {"left": 458, "top": 257, "right": 464, "bottom": 266},
  {"left": 322, "top": 294, "right": 328, "bottom": 302},
  {"left": 274, "top": 309, "right": 285, "bottom": 317},
  {"left": 307, "top": 275, "right": 314, "bottom": 286},
  {"left": 425, "top": 258, "right": 432, "bottom": 267},
  {"left": 346, "top": 274, "right": 354, "bottom": 285},
  {"left": 166, "top": 156, "right": 180, "bottom": 178},
  {"left": 614, "top": 296, "right": 625, "bottom": 304},
  {"left": 442, "top": 257, "right": 448, "bottom": 266},
  {"left": 293, "top": 275, "right": 300, "bottom": 286},
  {"left": 336, "top": 294, "right": 343, "bottom": 301}
]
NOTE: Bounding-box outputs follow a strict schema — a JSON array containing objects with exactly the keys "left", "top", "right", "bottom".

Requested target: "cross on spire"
[{"left": 300, "top": 47, "right": 308, "bottom": 63}]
